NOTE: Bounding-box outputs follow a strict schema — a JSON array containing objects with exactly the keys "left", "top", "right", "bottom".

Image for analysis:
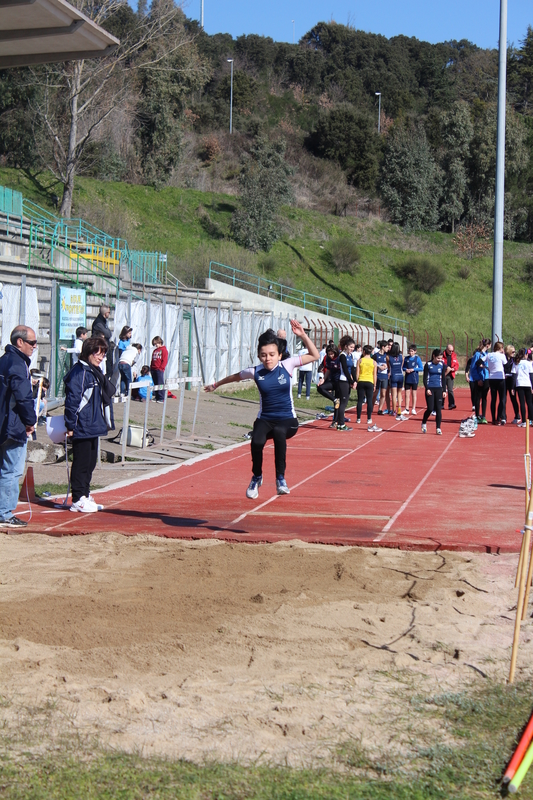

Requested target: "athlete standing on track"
[
  {"left": 335, "top": 335, "right": 355, "bottom": 431},
  {"left": 204, "top": 320, "right": 318, "bottom": 499},
  {"left": 387, "top": 342, "right": 405, "bottom": 420},
  {"left": 403, "top": 344, "right": 423, "bottom": 415},
  {"left": 421, "top": 349, "right": 447, "bottom": 435}
]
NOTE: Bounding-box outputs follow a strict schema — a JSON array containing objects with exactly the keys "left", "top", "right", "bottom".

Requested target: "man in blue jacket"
[{"left": 0, "top": 326, "right": 37, "bottom": 529}]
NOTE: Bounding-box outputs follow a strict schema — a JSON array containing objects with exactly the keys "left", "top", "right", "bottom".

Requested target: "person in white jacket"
[{"left": 118, "top": 343, "right": 142, "bottom": 396}]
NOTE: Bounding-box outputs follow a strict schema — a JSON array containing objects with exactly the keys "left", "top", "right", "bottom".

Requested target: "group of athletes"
[{"left": 205, "top": 324, "right": 533, "bottom": 501}]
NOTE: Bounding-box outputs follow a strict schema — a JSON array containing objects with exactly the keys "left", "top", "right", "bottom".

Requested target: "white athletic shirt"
[
  {"left": 119, "top": 345, "right": 141, "bottom": 367},
  {"left": 512, "top": 359, "right": 533, "bottom": 387},
  {"left": 486, "top": 352, "right": 507, "bottom": 380},
  {"left": 64, "top": 337, "right": 83, "bottom": 364}
]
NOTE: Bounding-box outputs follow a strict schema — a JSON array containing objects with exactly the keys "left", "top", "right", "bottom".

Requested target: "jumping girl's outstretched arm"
[
  {"left": 290, "top": 320, "right": 319, "bottom": 364},
  {"left": 204, "top": 371, "right": 244, "bottom": 392}
]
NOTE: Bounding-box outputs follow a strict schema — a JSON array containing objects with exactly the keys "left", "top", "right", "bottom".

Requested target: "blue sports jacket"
[
  {"left": 0, "top": 344, "right": 37, "bottom": 445},
  {"left": 64, "top": 360, "right": 112, "bottom": 439},
  {"left": 469, "top": 351, "right": 489, "bottom": 382}
]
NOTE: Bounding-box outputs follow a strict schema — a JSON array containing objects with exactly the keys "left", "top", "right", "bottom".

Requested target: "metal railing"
[
  {"left": 209, "top": 261, "right": 409, "bottom": 334},
  {"left": 0, "top": 185, "right": 168, "bottom": 286}
]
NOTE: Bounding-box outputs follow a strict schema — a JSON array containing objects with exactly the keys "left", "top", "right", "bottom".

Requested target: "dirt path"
[{"left": 0, "top": 535, "right": 530, "bottom": 767}]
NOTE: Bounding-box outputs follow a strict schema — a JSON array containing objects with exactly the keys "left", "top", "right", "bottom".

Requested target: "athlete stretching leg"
[{"left": 205, "top": 320, "right": 318, "bottom": 498}]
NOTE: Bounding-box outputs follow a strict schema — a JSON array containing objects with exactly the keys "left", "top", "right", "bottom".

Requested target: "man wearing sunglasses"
[{"left": 0, "top": 325, "right": 37, "bottom": 530}]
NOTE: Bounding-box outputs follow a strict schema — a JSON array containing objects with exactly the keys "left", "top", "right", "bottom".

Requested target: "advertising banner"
[{"left": 59, "top": 286, "right": 86, "bottom": 339}]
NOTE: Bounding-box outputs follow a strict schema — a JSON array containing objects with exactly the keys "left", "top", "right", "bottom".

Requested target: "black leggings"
[
  {"left": 357, "top": 382, "right": 374, "bottom": 422},
  {"left": 505, "top": 377, "right": 519, "bottom": 421},
  {"left": 317, "top": 379, "right": 335, "bottom": 404},
  {"left": 423, "top": 388, "right": 443, "bottom": 428},
  {"left": 517, "top": 387, "right": 533, "bottom": 424},
  {"left": 251, "top": 417, "right": 298, "bottom": 478},
  {"left": 474, "top": 380, "right": 489, "bottom": 418},
  {"left": 489, "top": 379, "right": 505, "bottom": 423},
  {"left": 71, "top": 437, "right": 99, "bottom": 503},
  {"left": 334, "top": 381, "right": 351, "bottom": 425}
]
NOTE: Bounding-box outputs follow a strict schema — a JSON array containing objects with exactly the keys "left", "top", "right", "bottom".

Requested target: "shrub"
[
  {"left": 458, "top": 265, "right": 471, "bottom": 280},
  {"left": 260, "top": 255, "right": 277, "bottom": 273},
  {"left": 396, "top": 258, "right": 445, "bottom": 294},
  {"left": 524, "top": 261, "right": 533, "bottom": 285},
  {"left": 200, "top": 135, "right": 221, "bottom": 163},
  {"left": 403, "top": 285, "right": 427, "bottom": 316},
  {"left": 326, "top": 238, "right": 361, "bottom": 275}
]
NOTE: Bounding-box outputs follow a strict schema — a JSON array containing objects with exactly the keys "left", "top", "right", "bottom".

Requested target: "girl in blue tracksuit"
[
  {"left": 387, "top": 342, "right": 405, "bottom": 420},
  {"left": 469, "top": 338, "right": 491, "bottom": 423},
  {"left": 403, "top": 345, "right": 424, "bottom": 415},
  {"left": 421, "top": 349, "right": 447, "bottom": 434},
  {"left": 205, "top": 321, "right": 318, "bottom": 499}
]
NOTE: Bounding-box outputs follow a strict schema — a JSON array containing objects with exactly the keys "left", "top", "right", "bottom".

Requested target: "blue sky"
[{"left": 178, "top": 0, "right": 532, "bottom": 50}]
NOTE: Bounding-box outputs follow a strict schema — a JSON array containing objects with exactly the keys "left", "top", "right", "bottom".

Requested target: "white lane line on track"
[
  {"left": 374, "top": 433, "right": 458, "bottom": 541},
  {"left": 41, "top": 426, "right": 316, "bottom": 533},
  {"left": 218, "top": 422, "right": 403, "bottom": 533}
]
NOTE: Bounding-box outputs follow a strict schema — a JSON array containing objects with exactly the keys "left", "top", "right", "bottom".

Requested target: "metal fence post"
[
  {"left": 215, "top": 303, "right": 221, "bottom": 383},
  {"left": 19, "top": 275, "right": 26, "bottom": 325},
  {"left": 50, "top": 280, "right": 57, "bottom": 397}
]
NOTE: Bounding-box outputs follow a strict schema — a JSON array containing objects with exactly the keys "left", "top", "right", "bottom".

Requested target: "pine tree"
[
  {"left": 380, "top": 125, "right": 441, "bottom": 231},
  {"left": 231, "top": 138, "right": 293, "bottom": 252}
]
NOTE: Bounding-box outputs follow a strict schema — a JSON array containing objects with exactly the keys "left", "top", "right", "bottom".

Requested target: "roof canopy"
[{"left": 0, "top": 0, "right": 119, "bottom": 69}]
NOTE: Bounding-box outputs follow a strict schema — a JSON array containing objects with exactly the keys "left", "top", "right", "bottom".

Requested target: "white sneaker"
[
  {"left": 431, "top": 411, "right": 436, "bottom": 416},
  {"left": 70, "top": 496, "right": 98, "bottom": 513},
  {"left": 411, "top": 409, "right": 417, "bottom": 415},
  {"left": 436, "top": 428, "right": 442, "bottom": 435},
  {"left": 368, "top": 424, "right": 382, "bottom": 432},
  {"left": 297, "top": 394, "right": 301, "bottom": 399},
  {"left": 246, "top": 476, "right": 263, "bottom": 499},
  {"left": 421, "top": 424, "right": 427, "bottom": 433},
  {"left": 88, "top": 494, "right": 104, "bottom": 511}
]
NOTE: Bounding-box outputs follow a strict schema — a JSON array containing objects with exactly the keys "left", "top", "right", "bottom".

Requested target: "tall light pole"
[
  {"left": 227, "top": 58, "right": 234, "bottom": 134},
  {"left": 292, "top": 20, "right": 295, "bottom": 44},
  {"left": 375, "top": 92, "right": 381, "bottom": 134},
  {"left": 492, "top": 0, "right": 507, "bottom": 344},
  {"left": 200, "top": 0, "right": 204, "bottom": 28}
]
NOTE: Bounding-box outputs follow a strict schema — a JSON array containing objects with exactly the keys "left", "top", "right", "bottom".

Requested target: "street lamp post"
[
  {"left": 292, "top": 20, "right": 295, "bottom": 44},
  {"left": 492, "top": 0, "right": 507, "bottom": 344},
  {"left": 200, "top": 0, "right": 204, "bottom": 28},
  {"left": 227, "top": 58, "right": 234, "bottom": 134},
  {"left": 375, "top": 92, "right": 381, "bottom": 134}
]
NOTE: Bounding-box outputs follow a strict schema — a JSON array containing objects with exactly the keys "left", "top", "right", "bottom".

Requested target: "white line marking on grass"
[{"left": 375, "top": 434, "right": 458, "bottom": 540}]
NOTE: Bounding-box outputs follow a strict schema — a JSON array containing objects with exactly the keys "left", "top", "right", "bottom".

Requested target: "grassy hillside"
[{"left": 2, "top": 167, "right": 532, "bottom": 353}]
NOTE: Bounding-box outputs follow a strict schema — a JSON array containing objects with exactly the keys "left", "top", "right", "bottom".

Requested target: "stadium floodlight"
[
  {"left": 292, "top": 20, "right": 295, "bottom": 44},
  {"left": 492, "top": 0, "right": 507, "bottom": 344},
  {"left": 375, "top": 92, "right": 381, "bottom": 134},
  {"left": 227, "top": 58, "right": 234, "bottom": 134}
]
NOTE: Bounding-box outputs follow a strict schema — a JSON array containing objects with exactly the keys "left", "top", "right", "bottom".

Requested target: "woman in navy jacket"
[
  {"left": 64, "top": 336, "right": 115, "bottom": 513},
  {"left": 421, "top": 349, "right": 447, "bottom": 435}
]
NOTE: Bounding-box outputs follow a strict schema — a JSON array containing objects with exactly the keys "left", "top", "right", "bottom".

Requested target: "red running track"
[{"left": 19, "top": 389, "right": 527, "bottom": 553}]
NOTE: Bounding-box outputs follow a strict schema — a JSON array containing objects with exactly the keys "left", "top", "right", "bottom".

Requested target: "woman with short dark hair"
[{"left": 64, "top": 336, "right": 115, "bottom": 513}]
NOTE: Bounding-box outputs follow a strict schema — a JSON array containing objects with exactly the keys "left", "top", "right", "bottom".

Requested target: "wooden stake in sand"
[
  {"left": 509, "top": 480, "right": 533, "bottom": 683},
  {"left": 516, "top": 425, "right": 530, "bottom": 588}
]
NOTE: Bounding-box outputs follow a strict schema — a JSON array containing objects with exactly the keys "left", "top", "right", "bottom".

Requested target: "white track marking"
[
  {"left": 219, "top": 422, "right": 402, "bottom": 532},
  {"left": 375, "top": 434, "right": 458, "bottom": 540},
  {"left": 42, "top": 426, "right": 316, "bottom": 533}
]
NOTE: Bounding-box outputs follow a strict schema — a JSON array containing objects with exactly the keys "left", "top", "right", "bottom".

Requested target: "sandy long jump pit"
[{"left": 1, "top": 532, "right": 531, "bottom": 767}]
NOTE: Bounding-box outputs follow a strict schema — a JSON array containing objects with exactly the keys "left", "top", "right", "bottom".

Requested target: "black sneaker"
[{"left": 1, "top": 516, "right": 28, "bottom": 531}]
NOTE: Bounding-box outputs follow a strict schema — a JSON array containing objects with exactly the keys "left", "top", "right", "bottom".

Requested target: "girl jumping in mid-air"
[{"left": 205, "top": 320, "right": 318, "bottom": 498}]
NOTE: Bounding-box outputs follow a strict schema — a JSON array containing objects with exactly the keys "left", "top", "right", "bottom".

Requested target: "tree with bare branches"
[{"left": 29, "top": 0, "right": 208, "bottom": 217}]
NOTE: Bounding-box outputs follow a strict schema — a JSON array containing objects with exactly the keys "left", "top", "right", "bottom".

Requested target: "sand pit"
[{"left": 0, "top": 533, "right": 532, "bottom": 767}]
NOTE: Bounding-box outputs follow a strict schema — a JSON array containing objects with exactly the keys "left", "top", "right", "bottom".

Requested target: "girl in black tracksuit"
[
  {"left": 422, "top": 349, "right": 447, "bottom": 435},
  {"left": 335, "top": 335, "right": 355, "bottom": 431}
]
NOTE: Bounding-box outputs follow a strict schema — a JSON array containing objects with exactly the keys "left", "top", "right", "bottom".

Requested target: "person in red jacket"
[
  {"left": 443, "top": 343, "right": 460, "bottom": 410},
  {"left": 150, "top": 336, "right": 169, "bottom": 403}
]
